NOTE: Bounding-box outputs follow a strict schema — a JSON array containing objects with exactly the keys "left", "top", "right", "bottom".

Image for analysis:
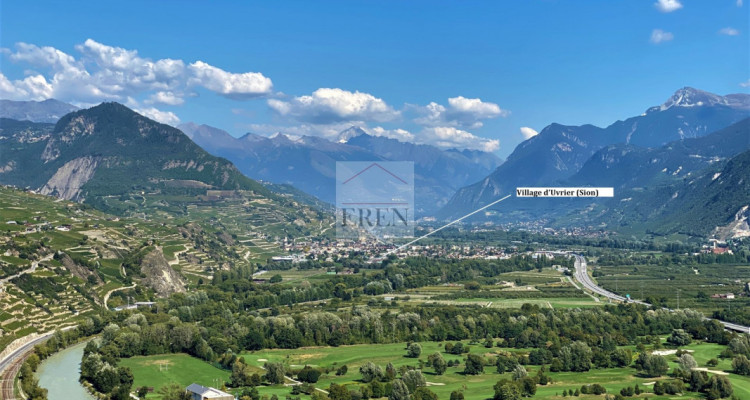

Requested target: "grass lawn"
[
  {"left": 234, "top": 340, "right": 750, "bottom": 400},
  {"left": 118, "top": 353, "right": 230, "bottom": 398}
]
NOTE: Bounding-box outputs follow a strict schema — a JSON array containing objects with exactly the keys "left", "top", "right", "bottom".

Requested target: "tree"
[
  {"left": 732, "top": 354, "right": 750, "bottom": 376},
  {"left": 412, "top": 387, "right": 438, "bottom": 400},
  {"left": 519, "top": 376, "right": 536, "bottom": 397},
  {"left": 667, "top": 329, "right": 692, "bottom": 346},
  {"left": 610, "top": 349, "right": 632, "bottom": 367},
  {"left": 401, "top": 370, "right": 426, "bottom": 393},
  {"left": 678, "top": 353, "right": 698, "bottom": 371},
  {"left": 298, "top": 366, "right": 322, "bottom": 383},
  {"left": 386, "top": 362, "right": 397, "bottom": 381},
  {"left": 493, "top": 380, "right": 521, "bottom": 400},
  {"left": 464, "top": 354, "right": 485, "bottom": 375},
  {"left": 511, "top": 365, "right": 527, "bottom": 381},
  {"left": 264, "top": 362, "right": 286, "bottom": 384},
  {"left": 270, "top": 274, "right": 282, "bottom": 283},
  {"left": 449, "top": 390, "right": 465, "bottom": 400},
  {"left": 137, "top": 386, "right": 149, "bottom": 399},
  {"left": 569, "top": 341, "right": 592, "bottom": 372},
  {"left": 336, "top": 365, "right": 349, "bottom": 376},
  {"left": 360, "top": 361, "right": 384, "bottom": 383},
  {"left": 329, "top": 383, "right": 352, "bottom": 400},
  {"left": 389, "top": 379, "right": 411, "bottom": 400},
  {"left": 428, "top": 353, "right": 447, "bottom": 375},
  {"left": 406, "top": 343, "right": 422, "bottom": 358},
  {"left": 535, "top": 365, "right": 550, "bottom": 385},
  {"left": 634, "top": 353, "right": 668, "bottom": 377},
  {"left": 688, "top": 371, "right": 708, "bottom": 392},
  {"left": 706, "top": 375, "right": 733, "bottom": 399}
]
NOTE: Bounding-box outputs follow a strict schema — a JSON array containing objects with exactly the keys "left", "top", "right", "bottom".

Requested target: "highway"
[{"left": 572, "top": 254, "right": 750, "bottom": 334}]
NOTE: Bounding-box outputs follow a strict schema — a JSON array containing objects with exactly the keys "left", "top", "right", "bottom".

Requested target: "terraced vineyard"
[{"left": 0, "top": 186, "right": 329, "bottom": 349}]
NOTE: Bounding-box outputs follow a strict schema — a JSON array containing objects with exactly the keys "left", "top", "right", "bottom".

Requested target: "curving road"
[{"left": 572, "top": 254, "right": 750, "bottom": 334}]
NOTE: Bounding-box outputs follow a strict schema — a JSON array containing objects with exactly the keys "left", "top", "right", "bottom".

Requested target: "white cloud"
[
  {"left": 412, "top": 96, "right": 508, "bottom": 129},
  {"left": 520, "top": 127, "right": 539, "bottom": 140},
  {"left": 719, "top": 27, "right": 740, "bottom": 36},
  {"left": 146, "top": 91, "right": 185, "bottom": 105},
  {"left": 738, "top": 0, "right": 743, "bottom": 7},
  {"left": 0, "top": 72, "right": 53, "bottom": 101},
  {"left": 188, "top": 61, "right": 272, "bottom": 98},
  {"left": 369, "top": 126, "right": 415, "bottom": 142},
  {"left": 740, "top": 79, "right": 750, "bottom": 88},
  {"left": 267, "top": 88, "right": 399, "bottom": 124},
  {"left": 419, "top": 126, "right": 500, "bottom": 152},
  {"left": 134, "top": 106, "right": 181, "bottom": 126},
  {"left": 650, "top": 29, "right": 674, "bottom": 44},
  {"left": 654, "top": 0, "right": 682, "bottom": 12},
  {"left": 1, "top": 39, "right": 272, "bottom": 105}
]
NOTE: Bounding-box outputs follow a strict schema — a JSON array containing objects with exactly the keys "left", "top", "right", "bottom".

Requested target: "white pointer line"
[{"left": 389, "top": 194, "right": 512, "bottom": 254}]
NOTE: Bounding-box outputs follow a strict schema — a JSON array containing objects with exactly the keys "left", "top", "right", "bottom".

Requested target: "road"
[
  {"left": 0, "top": 254, "right": 54, "bottom": 285},
  {"left": 102, "top": 283, "right": 137, "bottom": 308},
  {"left": 572, "top": 254, "right": 750, "bottom": 334},
  {"left": 0, "top": 332, "right": 55, "bottom": 399},
  {"left": 0, "top": 327, "right": 78, "bottom": 400}
]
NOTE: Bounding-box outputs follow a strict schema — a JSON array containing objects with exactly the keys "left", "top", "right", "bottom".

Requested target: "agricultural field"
[{"left": 592, "top": 261, "right": 750, "bottom": 315}]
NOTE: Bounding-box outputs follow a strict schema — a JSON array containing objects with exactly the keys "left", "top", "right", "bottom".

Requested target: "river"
[{"left": 36, "top": 340, "right": 95, "bottom": 400}]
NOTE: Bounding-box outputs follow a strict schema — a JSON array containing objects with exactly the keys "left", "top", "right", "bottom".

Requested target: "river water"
[{"left": 36, "top": 340, "right": 95, "bottom": 400}]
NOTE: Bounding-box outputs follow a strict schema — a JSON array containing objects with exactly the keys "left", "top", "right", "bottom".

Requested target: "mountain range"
[
  {"left": 441, "top": 87, "right": 750, "bottom": 226},
  {"left": 178, "top": 124, "right": 503, "bottom": 214},
  {"left": 0, "top": 102, "right": 270, "bottom": 204},
  {"left": 0, "top": 98, "right": 79, "bottom": 123},
  {"left": 1, "top": 87, "right": 748, "bottom": 239}
]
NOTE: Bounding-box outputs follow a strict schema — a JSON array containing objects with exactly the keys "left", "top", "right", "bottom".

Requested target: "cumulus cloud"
[
  {"left": 719, "top": 27, "right": 740, "bottom": 36},
  {"left": 146, "top": 91, "right": 185, "bottom": 105},
  {"left": 369, "top": 126, "right": 415, "bottom": 142},
  {"left": 738, "top": 0, "right": 743, "bottom": 6},
  {"left": 413, "top": 96, "right": 508, "bottom": 129},
  {"left": 267, "top": 88, "right": 399, "bottom": 124},
  {"left": 1, "top": 38, "right": 272, "bottom": 105},
  {"left": 654, "top": 0, "right": 682, "bottom": 12},
  {"left": 134, "top": 106, "right": 181, "bottom": 125},
  {"left": 0, "top": 72, "right": 53, "bottom": 101},
  {"left": 419, "top": 126, "right": 500, "bottom": 152},
  {"left": 650, "top": 29, "right": 674, "bottom": 44},
  {"left": 188, "top": 61, "right": 272, "bottom": 98},
  {"left": 520, "top": 127, "right": 539, "bottom": 140},
  {"left": 740, "top": 79, "right": 750, "bottom": 88}
]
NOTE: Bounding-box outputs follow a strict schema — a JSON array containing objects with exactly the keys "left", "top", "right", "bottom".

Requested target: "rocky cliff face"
[
  {"left": 59, "top": 252, "right": 102, "bottom": 284},
  {"left": 140, "top": 248, "right": 186, "bottom": 297},
  {"left": 40, "top": 156, "right": 100, "bottom": 201}
]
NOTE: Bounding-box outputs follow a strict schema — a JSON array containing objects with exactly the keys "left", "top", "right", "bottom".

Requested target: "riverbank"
[{"left": 36, "top": 340, "right": 96, "bottom": 400}]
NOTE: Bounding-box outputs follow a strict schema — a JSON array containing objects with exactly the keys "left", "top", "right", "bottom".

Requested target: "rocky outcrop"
[
  {"left": 140, "top": 248, "right": 186, "bottom": 297},
  {"left": 59, "top": 252, "right": 101, "bottom": 284},
  {"left": 40, "top": 156, "right": 99, "bottom": 200}
]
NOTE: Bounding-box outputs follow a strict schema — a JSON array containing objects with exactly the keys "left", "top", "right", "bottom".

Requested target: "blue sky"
[{"left": 1, "top": 0, "right": 747, "bottom": 157}]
